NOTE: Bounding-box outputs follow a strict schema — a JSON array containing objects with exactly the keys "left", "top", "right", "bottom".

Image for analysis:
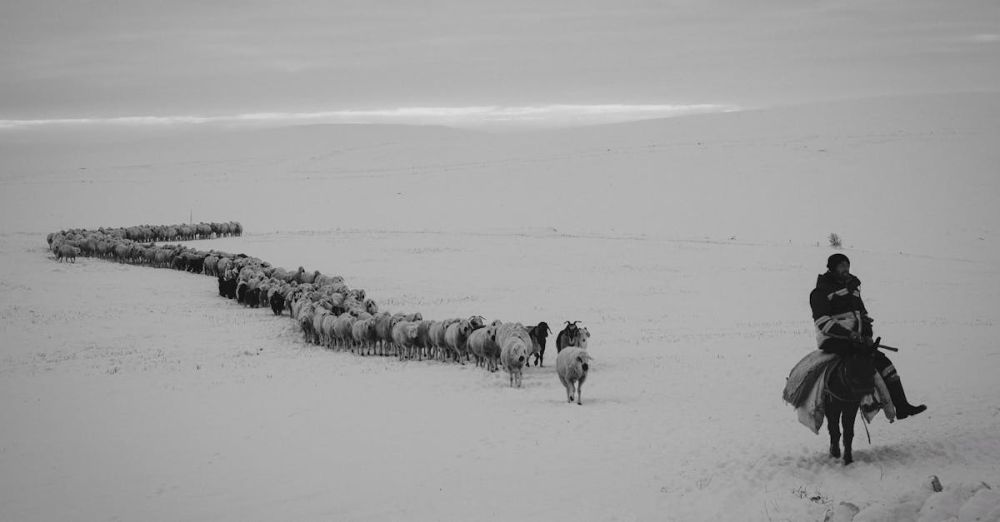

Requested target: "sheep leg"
[
  {"left": 576, "top": 382, "right": 583, "bottom": 405},
  {"left": 561, "top": 376, "right": 574, "bottom": 402}
]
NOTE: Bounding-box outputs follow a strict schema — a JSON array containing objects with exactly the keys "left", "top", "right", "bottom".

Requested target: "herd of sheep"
[{"left": 47, "top": 221, "right": 596, "bottom": 403}]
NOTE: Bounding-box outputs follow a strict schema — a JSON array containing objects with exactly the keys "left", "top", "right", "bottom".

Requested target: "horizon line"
[{"left": 0, "top": 103, "right": 741, "bottom": 130}]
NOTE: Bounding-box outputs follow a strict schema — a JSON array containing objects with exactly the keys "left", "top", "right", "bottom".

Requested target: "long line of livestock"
[{"left": 47, "top": 222, "right": 595, "bottom": 400}]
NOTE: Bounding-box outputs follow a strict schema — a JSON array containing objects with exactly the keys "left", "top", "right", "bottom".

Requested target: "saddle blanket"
[{"left": 783, "top": 350, "right": 896, "bottom": 434}]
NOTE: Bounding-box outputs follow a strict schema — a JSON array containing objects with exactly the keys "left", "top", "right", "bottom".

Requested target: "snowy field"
[{"left": 2, "top": 93, "right": 1000, "bottom": 521}]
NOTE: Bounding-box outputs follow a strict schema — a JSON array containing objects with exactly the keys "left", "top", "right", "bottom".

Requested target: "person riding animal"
[{"left": 810, "top": 253, "right": 927, "bottom": 419}]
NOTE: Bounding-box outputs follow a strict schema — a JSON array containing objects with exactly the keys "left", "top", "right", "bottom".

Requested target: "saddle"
[{"left": 831, "top": 353, "right": 876, "bottom": 399}]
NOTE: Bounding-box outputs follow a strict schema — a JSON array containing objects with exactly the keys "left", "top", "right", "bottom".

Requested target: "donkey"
[{"left": 824, "top": 344, "right": 879, "bottom": 465}]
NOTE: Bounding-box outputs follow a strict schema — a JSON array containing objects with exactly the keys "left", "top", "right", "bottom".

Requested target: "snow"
[{"left": 2, "top": 92, "right": 999, "bottom": 521}]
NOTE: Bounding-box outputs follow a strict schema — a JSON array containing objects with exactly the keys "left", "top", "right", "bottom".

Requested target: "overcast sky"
[{"left": 1, "top": 0, "right": 998, "bottom": 126}]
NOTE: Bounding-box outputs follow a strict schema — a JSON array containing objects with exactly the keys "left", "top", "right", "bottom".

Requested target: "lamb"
[
  {"left": 556, "top": 347, "right": 593, "bottom": 405},
  {"left": 527, "top": 321, "right": 552, "bottom": 367}
]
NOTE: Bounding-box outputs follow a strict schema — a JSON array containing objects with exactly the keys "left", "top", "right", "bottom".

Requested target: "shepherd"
[{"left": 809, "top": 253, "right": 927, "bottom": 419}]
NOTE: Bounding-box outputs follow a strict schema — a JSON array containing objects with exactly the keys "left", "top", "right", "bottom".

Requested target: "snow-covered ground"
[{"left": 2, "top": 93, "right": 999, "bottom": 521}]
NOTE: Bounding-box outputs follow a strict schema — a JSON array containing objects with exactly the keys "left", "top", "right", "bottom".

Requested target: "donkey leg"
[
  {"left": 842, "top": 404, "right": 859, "bottom": 465},
  {"left": 826, "top": 403, "right": 842, "bottom": 459}
]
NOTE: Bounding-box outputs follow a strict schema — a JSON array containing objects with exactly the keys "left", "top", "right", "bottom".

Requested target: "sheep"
[
  {"left": 429, "top": 320, "right": 455, "bottom": 361},
  {"left": 290, "top": 295, "right": 310, "bottom": 320},
  {"left": 527, "top": 321, "right": 552, "bottom": 366},
  {"left": 500, "top": 337, "right": 529, "bottom": 388},
  {"left": 469, "top": 315, "right": 486, "bottom": 330},
  {"left": 496, "top": 323, "right": 533, "bottom": 357},
  {"left": 235, "top": 280, "right": 250, "bottom": 304},
  {"left": 153, "top": 248, "right": 173, "bottom": 268},
  {"left": 55, "top": 244, "right": 81, "bottom": 262},
  {"left": 312, "top": 309, "right": 332, "bottom": 346},
  {"left": 216, "top": 257, "right": 233, "bottom": 276},
  {"left": 203, "top": 255, "right": 219, "bottom": 276},
  {"left": 374, "top": 312, "right": 397, "bottom": 356},
  {"left": 271, "top": 267, "right": 294, "bottom": 283},
  {"left": 297, "top": 302, "right": 317, "bottom": 343},
  {"left": 314, "top": 274, "right": 344, "bottom": 287},
  {"left": 351, "top": 318, "right": 378, "bottom": 355},
  {"left": 444, "top": 319, "right": 473, "bottom": 363},
  {"left": 415, "top": 320, "right": 435, "bottom": 360},
  {"left": 392, "top": 321, "right": 421, "bottom": 360},
  {"left": 332, "top": 314, "right": 357, "bottom": 349},
  {"left": 467, "top": 325, "right": 500, "bottom": 371},
  {"left": 257, "top": 280, "right": 272, "bottom": 308},
  {"left": 300, "top": 269, "right": 320, "bottom": 285},
  {"left": 315, "top": 312, "right": 336, "bottom": 348},
  {"left": 556, "top": 347, "right": 593, "bottom": 405},
  {"left": 269, "top": 288, "right": 285, "bottom": 315},
  {"left": 556, "top": 321, "right": 583, "bottom": 353}
]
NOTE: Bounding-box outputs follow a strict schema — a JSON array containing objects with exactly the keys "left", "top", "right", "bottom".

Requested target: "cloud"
[{"left": 0, "top": 104, "right": 739, "bottom": 130}]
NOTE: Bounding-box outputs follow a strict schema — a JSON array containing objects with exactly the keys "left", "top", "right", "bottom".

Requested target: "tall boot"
[{"left": 886, "top": 377, "right": 927, "bottom": 419}]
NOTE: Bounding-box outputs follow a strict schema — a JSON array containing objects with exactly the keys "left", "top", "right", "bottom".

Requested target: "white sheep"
[
  {"left": 392, "top": 321, "right": 421, "bottom": 360},
  {"left": 444, "top": 319, "right": 473, "bottom": 363},
  {"left": 500, "top": 338, "right": 529, "bottom": 387},
  {"left": 467, "top": 325, "right": 500, "bottom": 370},
  {"left": 556, "top": 347, "right": 593, "bottom": 405},
  {"left": 332, "top": 314, "right": 356, "bottom": 349}
]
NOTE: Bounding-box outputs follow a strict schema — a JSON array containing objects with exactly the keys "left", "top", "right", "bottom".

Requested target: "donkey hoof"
[
  {"left": 843, "top": 455, "right": 853, "bottom": 465},
  {"left": 830, "top": 446, "right": 841, "bottom": 458}
]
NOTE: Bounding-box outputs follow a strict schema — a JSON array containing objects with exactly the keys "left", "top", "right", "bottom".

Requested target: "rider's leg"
[{"left": 873, "top": 351, "right": 927, "bottom": 419}]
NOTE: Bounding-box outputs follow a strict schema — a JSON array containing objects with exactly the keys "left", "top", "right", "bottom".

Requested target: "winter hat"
[{"left": 827, "top": 253, "right": 850, "bottom": 271}]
